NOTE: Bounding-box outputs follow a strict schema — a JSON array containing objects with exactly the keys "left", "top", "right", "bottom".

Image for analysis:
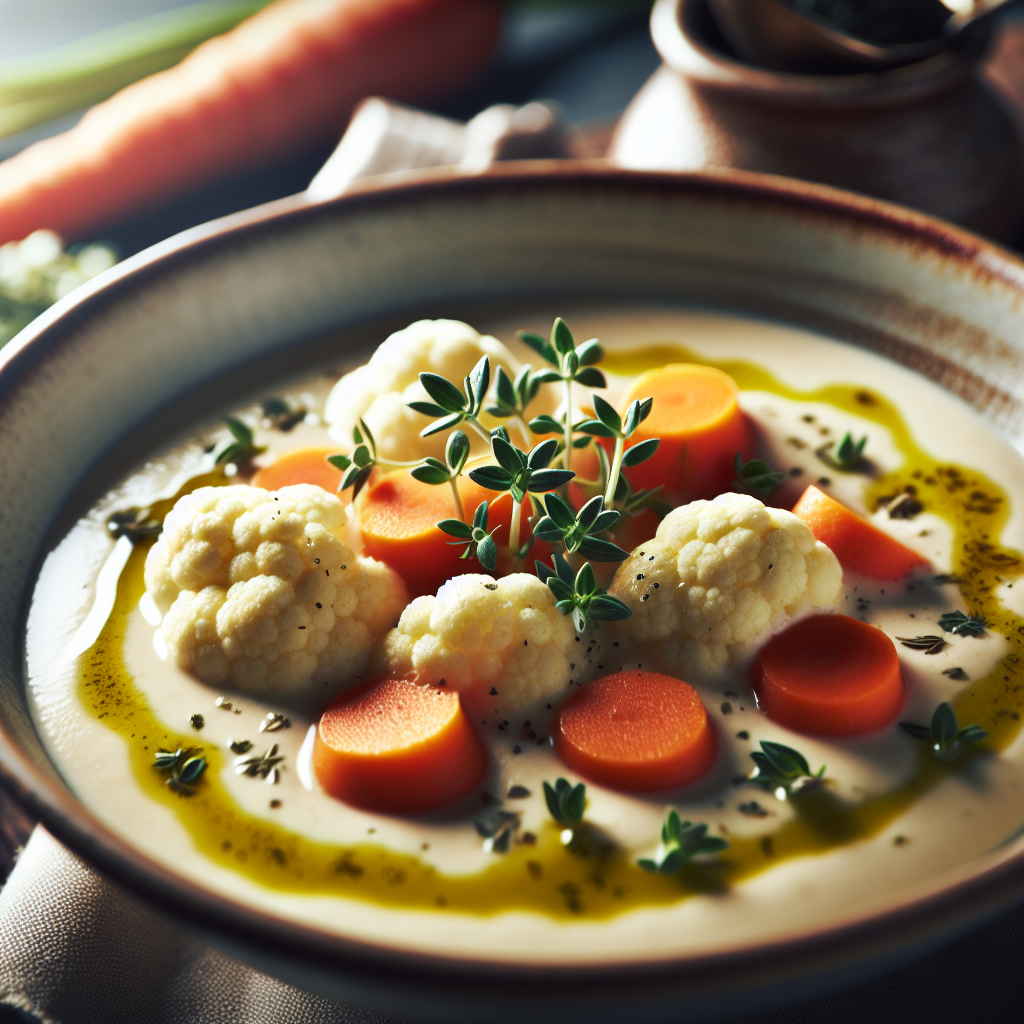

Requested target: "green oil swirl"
[{"left": 76, "top": 346, "right": 1023, "bottom": 918}]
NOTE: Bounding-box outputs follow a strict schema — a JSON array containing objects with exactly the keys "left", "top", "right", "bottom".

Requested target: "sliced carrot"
[
  {"left": 614, "top": 364, "right": 752, "bottom": 504},
  {"left": 314, "top": 676, "right": 487, "bottom": 813},
  {"left": 553, "top": 670, "right": 717, "bottom": 792},
  {"left": 792, "top": 485, "right": 929, "bottom": 581},
  {"left": 357, "top": 470, "right": 543, "bottom": 597},
  {"left": 0, "top": 0, "right": 502, "bottom": 245},
  {"left": 251, "top": 447, "right": 344, "bottom": 493},
  {"left": 752, "top": 614, "right": 904, "bottom": 736}
]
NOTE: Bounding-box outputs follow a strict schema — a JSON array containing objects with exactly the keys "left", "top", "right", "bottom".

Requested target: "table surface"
[{"left": 1, "top": 4, "right": 1023, "bottom": 1022}]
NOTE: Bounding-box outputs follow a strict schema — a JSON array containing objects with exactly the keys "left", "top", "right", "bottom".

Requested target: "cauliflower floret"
[
  {"left": 145, "top": 484, "right": 407, "bottom": 699},
  {"left": 609, "top": 492, "right": 842, "bottom": 679},
  {"left": 383, "top": 573, "right": 576, "bottom": 717},
  {"left": 324, "top": 319, "right": 547, "bottom": 463}
]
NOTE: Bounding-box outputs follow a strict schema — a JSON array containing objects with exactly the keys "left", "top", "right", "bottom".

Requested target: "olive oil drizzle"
[{"left": 76, "top": 345, "right": 1023, "bottom": 918}]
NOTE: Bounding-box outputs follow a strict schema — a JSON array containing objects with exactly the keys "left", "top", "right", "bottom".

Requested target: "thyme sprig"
[
  {"left": 409, "top": 354, "right": 493, "bottom": 443},
  {"left": 734, "top": 453, "right": 787, "bottom": 494},
  {"left": 411, "top": 430, "right": 471, "bottom": 522},
  {"left": 517, "top": 318, "right": 607, "bottom": 475},
  {"left": 536, "top": 553, "right": 631, "bottom": 633},
  {"left": 575, "top": 395, "right": 660, "bottom": 506},
  {"left": 153, "top": 747, "right": 207, "bottom": 796},
  {"left": 212, "top": 415, "right": 266, "bottom": 466},
  {"left": 748, "top": 740, "right": 825, "bottom": 798},
  {"left": 475, "top": 807, "right": 521, "bottom": 854},
  {"left": 468, "top": 435, "right": 574, "bottom": 556},
  {"left": 938, "top": 611, "right": 988, "bottom": 637},
  {"left": 638, "top": 810, "right": 728, "bottom": 875},
  {"left": 818, "top": 432, "right": 868, "bottom": 471},
  {"left": 437, "top": 501, "right": 499, "bottom": 572},
  {"left": 534, "top": 494, "right": 629, "bottom": 562},
  {"left": 901, "top": 702, "right": 988, "bottom": 761},
  {"left": 896, "top": 635, "right": 947, "bottom": 655},
  {"left": 327, "top": 418, "right": 420, "bottom": 499},
  {"left": 235, "top": 743, "right": 284, "bottom": 783},
  {"left": 543, "top": 777, "right": 586, "bottom": 829}
]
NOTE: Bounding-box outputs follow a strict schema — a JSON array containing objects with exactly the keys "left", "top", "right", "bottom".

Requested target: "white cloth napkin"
[{"left": 0, "top": 827, "right": 399, "bottom": 1024}]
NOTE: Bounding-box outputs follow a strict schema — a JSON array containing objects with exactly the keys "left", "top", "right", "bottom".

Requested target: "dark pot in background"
[{"left": 612, "top": 0, "right": 1024, "bottom": 243}]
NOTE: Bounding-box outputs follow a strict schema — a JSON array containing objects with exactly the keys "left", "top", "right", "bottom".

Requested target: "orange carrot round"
[
  {"left": 0, "top": 0, "right": 502, "bottom": 245},
  {"left": 553, "top": 670, "right": 717, "bottom": 792},
  {"left": 792, "top": 484, "right": 929, "bottom": 581},
  {"left": 752, "top": 614, "right": 904, "bottom": 736},
  {"left": 314, "top": 676, "right": 487, "bottom": 813},
  {"left": 251, "top": 446, "right": 345, "bottom": 493},
  {"left": 357, "top": 470, "right": 541, "bottom": 597},
  {"left": 615, "top": 364, "right": 752, "bottom": 503}
]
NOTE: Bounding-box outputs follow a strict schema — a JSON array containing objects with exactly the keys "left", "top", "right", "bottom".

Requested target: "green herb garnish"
[
  {"left": 261, "top": 396, "right": 306, "bottom": 432},
  {"left": 734, "top": 453, "right": 787, "bottom": 493},
  {"left": 409, "top": 354, "right": 494, "bottom": 444},
  {"left": 748, "top": 740, "right": 825, "bottom": 798},
  {"left": 819, "top": 432, "right": 868, "bottom": 471},
  {"left": 896, "top": 635, "right": 947, "bottom": 655},
  {"left": 517, "top": 317, "right": 607, "bottom": 476},
  {"left": 937, "top": 611, "right": 988, "bottom": 637},
  {"left": 900, "top": 702, "right": 987, "bottom": 761},
  {"left": 235, "top": 743, "right": 284, "bottom": 783},
  {"left": 212, "top": 415, "right": 266, "bottom": 466},
  {"left": 533, "top": 493, "right": 628, "bottom": 562},
  {"left": 637, "top": 810, "right": 728, "bottom": 875},
  {"left": 106, "top": 506, "right": 162, "bottom": 542},
  {"left": 153, "top": 747, "right": 207, "bottom": 796},
  {"left": 535, "top": 553, "right": 631, "bottom": 633},
  {"left": 410, "top": 429, "right": 472, "bottom": 522},
  {"left": 543, "top": 777, "right": 586, "bottom": 829},
  {"left": 575, "top": 394, "right": 660, "bottom": 506},
  {"left": 437, "top": 500, "right": 499, "bottom": 572},
  {"left": 486, "top": 364, "right": 543, "bottom": 447}
]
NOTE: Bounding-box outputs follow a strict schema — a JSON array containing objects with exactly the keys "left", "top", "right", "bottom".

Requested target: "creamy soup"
[{"left": 25, "top": 308, "right": 1024, "bottom": 964}]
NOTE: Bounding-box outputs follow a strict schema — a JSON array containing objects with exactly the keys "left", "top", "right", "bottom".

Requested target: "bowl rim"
[{"left": 1, "top": 161, "right": 1023, "bottom": 1000}]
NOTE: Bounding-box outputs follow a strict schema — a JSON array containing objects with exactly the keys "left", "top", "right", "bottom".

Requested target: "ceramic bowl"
[{"left": 0, "top": 165, "right": 1022, "bottom": 1022}]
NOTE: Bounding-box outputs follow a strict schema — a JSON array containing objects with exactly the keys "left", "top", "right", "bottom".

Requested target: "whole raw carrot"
[{"left": 0, "top": 0, "right": 502, "bottom": 245}]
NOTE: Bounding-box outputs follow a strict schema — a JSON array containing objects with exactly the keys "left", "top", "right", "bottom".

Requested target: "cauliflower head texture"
[
  {"left": 145, "top": 484, "right": 407, "bottom": 698},
  {"left": 324, "top": 319, "right": 522, "bottom": 463},
  {"left": 609, "top": 492, "right": 842, "bottom": 679},
  {"left": 383, "top": 573, "right": 577, "bottom": 717}
]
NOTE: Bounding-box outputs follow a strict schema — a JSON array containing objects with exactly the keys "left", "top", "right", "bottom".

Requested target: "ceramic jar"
[{"left": 612, "top": 0, "right": 1024, "bottom": 242}]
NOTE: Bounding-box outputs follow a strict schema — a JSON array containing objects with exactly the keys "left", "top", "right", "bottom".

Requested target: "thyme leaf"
[
  {"left": 535, "top": 552, "right": 631, "bottom": 633},
  {"left": 818, "top": 432, "right": 868, "bottom": 471},
  {"left": 543, "top": 777, "right": 586, "bottom": 828},
  {"left": 235, "top": 743, "right": 284, "bottom": 783},
  {"left": 437, "top": 500, "right": 498, "bottom": 572},
  {"left": 937, "top": 611, "right": 988, "bottom": 637},
  {"left": 106, "top": 506, "right": 162, "bottom": 542},
  {"left": 638, "top": 810, "right": 728, "bottom": 874},
  {"left": 153, "top": 746, "right": 207, "bottom": 796},
  {"left": 896, "top": 635, "right": 947, "bottom": 655},
  {"left": 734, "top": 453, "right": 787, "bottom": 493},
  {"left": 900, "top": 702, "right": 987, "bottom": 761},
  {"left": 533, "top": 493, "right": 628, "bottom": 562},
  {"left": 212, "top": 415, "right": 266, "bottom": 466},
  {"left": 260, "top": 396, "right": 307, "bottom": 432},
  {"left": 748, "top": 740, "right": 825, "bottom": 798}
]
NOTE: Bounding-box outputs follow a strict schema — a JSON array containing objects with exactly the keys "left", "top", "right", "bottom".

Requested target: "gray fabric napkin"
[{"left": 0, "top": 827, "right": 397, "bottom": 1024}]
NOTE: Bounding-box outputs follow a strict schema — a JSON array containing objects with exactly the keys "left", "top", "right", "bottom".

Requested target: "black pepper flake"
[
  {"left": 190, "top": 713, "right": 204, "bottom": 730},
  {"left": 340, "top": 565, "right": 346, "bottom": 569},
  {"left": 641, "top": 594, "right": 650, "bottom": 601},
  {"left": 513, "top": 745, "right": 522, "bottom": 754},
  {"left": 269, "top": 799, "right": 282, "bottom": 809},
  {"left": 653, "top": 582, "right": 660, "bottom": 589},
  {"left": 893, "top": 835, "right": 908, "bottom": 846},
  {"left": 316, "top": 603, "right": 322, "bottom": 609},
  {"left": 490, "top": 687, "right": 498, "bottom": 695},
  {"left": 736, "top": 730, "right": 749, "bottom": 740},
  {"left": 483, "top": 583, "right": 498, "bottom": 591},
  {"left": 636, "top": 573, "right": 645, "bottom": 581},
  {"left": 720, "top": 702, "right": 732, "bottom": 714},
  {"left": 524, "top": 640, "right": 528, "bottom": 646},
  {"left": 508, "top": 785, "right": 531, "bottom": 798},
  {"left": 314, "top": 558, "right": 320, "bottom": 564},
  {"left": 298, "top": 625, "right": 306, "bottom": 630}
]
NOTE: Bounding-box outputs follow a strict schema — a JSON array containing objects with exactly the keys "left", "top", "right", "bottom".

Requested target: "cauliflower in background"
[
  {"left": 145, "top": 484, "right": 407, "bottom": 698},
  {"left": 610, "top": 492, "right": 842, "bottom": 679},
  {"left": 383, "top": 573, "right": 577, "bottom": 717},
  {"left": 324, "top": 319, "right": 540, "bottom": 463}
]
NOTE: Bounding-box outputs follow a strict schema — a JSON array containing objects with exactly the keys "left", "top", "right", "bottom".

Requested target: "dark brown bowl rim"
[{"left": 1, "top": 162, "right": 1022, "bottom": 1004}]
